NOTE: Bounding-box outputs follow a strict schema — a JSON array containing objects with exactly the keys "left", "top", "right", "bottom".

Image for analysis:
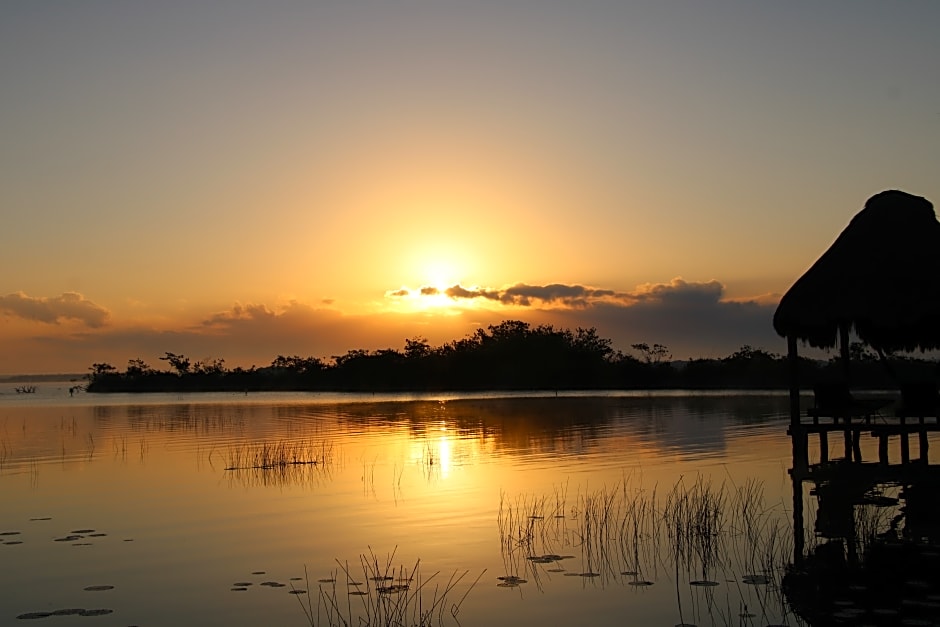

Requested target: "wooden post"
[
  {"left": 852, "top": 429, "right": 862, "bottom": 462},
  {"left": 900, "top": 415, "right": 910, "bottom": 464},
  {"left": 788, "top": 335, "right": 808, "bottom": 473},
  {"left": 878, "top": 435, "right": 888, "bottom": 464},
  {"left": 919, "top": 429, "right": 929, "bottom": 463},
  {"left": 839, "top": 323, "right": 851, "bottom": 380},
  {"left": 792, "top": 473, "right": 805, "bottom": 567},
  {"left": 820, "top": 431, "right": 829, "bottom": 463}
]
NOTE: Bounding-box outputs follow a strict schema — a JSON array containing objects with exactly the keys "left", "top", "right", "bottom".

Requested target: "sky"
[{"left": 2, "top": 1, "right": 939, "bottom": 374}]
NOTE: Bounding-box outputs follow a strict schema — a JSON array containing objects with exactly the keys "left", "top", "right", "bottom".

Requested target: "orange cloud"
[{"left": 0, "top": 291, "right": 111, "bottom": 328}]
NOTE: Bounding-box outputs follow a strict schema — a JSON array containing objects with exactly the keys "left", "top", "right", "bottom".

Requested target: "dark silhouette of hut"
[
  {"left": 774, "top": 189, "right": 940, "bottom": 358},
  {"left": 774, "top": 190, "right": 940, "bottom": 438}
]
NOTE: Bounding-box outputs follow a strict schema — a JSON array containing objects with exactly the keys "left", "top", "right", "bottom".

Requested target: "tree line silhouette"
[{"left": 84, "top": 319, "right": 936, "bottom": 393}]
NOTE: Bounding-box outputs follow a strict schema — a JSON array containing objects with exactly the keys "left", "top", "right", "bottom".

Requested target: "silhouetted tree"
[{"left": 160, "top": 352, "right": 191, "bottom": 375}]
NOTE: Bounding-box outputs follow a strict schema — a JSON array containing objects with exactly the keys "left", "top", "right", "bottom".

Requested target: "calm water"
[{"left": 0, "top": 384, "right": 831, "bottom": 626}]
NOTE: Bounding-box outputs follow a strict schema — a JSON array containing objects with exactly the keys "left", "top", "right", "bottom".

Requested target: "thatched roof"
[{"left": 773, "top": 190, "right": 940, "bottom": 352}]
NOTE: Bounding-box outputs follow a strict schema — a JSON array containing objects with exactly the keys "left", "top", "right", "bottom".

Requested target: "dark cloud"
[
  {"left": 1, "top": 280, "right": 791, "bottom": 374},
  {"left": 445, "top": 285, "right": 500, "bottom": 300},
  {"left": 0, "top": 291, "right": 110, "bottom": 328},
  {"left": 500, "top": 283, "right": 620, "bottom": 307},
  {"left": 384, "top": 277, "right": 786, "bottom": 359},
  {"left": 386, "top": 288, "right": 410, "bottom": 298},
  {"left": 420, "top": 286, "right": 439, "bottom": 296}
]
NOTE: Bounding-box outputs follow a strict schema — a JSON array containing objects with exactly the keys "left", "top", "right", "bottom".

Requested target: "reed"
[
  {"left": 224, "top": 439, "right": 332, "bottom": 471},
  {"left": 294, "top": 547, "right": 484, "bottom": 627},
  {"left": 499, "top": 475, "right": 797, "bottom": 624}
]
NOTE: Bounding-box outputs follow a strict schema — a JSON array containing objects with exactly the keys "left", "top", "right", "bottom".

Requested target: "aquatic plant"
[
  {"left": 224, "top": 439, "right": 332, "bottom": 471},
  {"left": 294, "top": 547, "right": 484, "bottom": 627},
  {"left": 499, "top": 476, "right": 799, "bottom": 625}
]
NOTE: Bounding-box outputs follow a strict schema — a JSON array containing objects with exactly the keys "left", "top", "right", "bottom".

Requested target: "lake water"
[{"left": 0, "top": 383, "right": 914, "bottom": 626}]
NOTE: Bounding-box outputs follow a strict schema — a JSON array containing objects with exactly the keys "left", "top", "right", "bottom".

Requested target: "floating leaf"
[
  {"left": 741, "top": 574, "right": 770, "bottom": 585},
  {"left": 83, "top": 585, "right": 114, "bottom": 591},
  {"left": 50, "top": 609, "right": 83, "bottom": 616},
  {"left": 628, "top": 580, "right": 653, "bottom": 586},
  {"left": 288, "top": 589, "right": 307, "bottom": 595},
  {"left": 497, "top": 576, "right": 527, "bottom": 584},
  {"left": 16, "top": 612, "right": 52, "bottom": 619},
  {"left": 690, "top": 580, "right": 719, "bottom": 587},
  {"left": 78, "top": 609, "right": 113, "bottom": 617},
  {"left": 580, "top": 572, "right": 600, "bottom": 578}
]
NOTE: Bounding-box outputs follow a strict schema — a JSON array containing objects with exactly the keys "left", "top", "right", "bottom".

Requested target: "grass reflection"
[{"left": 499, "top": 476, "right": 797, "bottom": 626}]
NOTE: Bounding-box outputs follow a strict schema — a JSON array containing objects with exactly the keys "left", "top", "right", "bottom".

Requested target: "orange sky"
[{"left": 2, "top": 2, "right": 939, "bottom": 374}]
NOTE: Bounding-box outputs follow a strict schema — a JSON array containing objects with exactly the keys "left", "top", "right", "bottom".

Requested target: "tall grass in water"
[
  {"left": 222, "top": 439, "right": 334, "bottom": 488},
  {"left": 499, "top": 475, "right": 797, "bottom": 625},
  {"left": 294, "top": 548, "right": 484, "bottom": 627},
  {"left": 225, "top": 439, "right": 332, "bottom": 470}
]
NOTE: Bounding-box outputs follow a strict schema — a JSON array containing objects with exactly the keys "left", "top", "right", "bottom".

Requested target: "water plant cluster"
[
  {"left": 85, "top": 320, "right": 936, "bottom": 393},
  {"left": 293, "top": 549, "right": 484, "bottom": 627},
  {"left": 498, "top": 476, "right": 796, "bottom": 626}
]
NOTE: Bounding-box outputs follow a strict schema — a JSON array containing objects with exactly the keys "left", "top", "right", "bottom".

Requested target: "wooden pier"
[{"left": 789, "top": 413, "right": 939, "bottom": 470}]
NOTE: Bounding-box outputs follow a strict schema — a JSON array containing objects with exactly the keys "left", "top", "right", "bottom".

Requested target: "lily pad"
[
  {"left": 741, "top": 574, "right": 770, "bottom": 585},
  {"left": 78, "top": 609, "right": 113, "bottom": 617},
  {"left": 50, "top": 609, "right": 84, "bottom": 616},
  {"left": 690, "top": 580, "right": 719, "bottom": 587},
  {"left": 83, "top": 585, "right": 114, "bottom": 591}
]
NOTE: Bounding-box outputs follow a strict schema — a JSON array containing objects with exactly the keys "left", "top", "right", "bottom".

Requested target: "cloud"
[
  {"left": 444, "top": 285, "right": 500, "bottom": 301},
  {"left": 385, "top": 277, "right": 784, "bottom": 358},
  {"left": 499, "top": 283, "right": 619, "bottom": 307},
  {"left": 201, "top": 302, "right": 276, "bottom": 327},
  {"left": 0, "top": 280, "right": 790, "bottom": 374},
  {"left": 388, "top": 277, "right": 725, "bottom": 309},
  {"left": 0, "top": 291, "right": 110, "bottom": 327}
]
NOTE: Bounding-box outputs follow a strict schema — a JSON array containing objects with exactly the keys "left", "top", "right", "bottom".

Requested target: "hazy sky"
[{"left": 2, "top": 1, "right": 939, "bottom": 374}]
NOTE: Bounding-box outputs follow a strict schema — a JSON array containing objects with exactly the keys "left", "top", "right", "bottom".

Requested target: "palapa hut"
[{"left": 774, "top": 190, "right": 940, "bottom": 429}]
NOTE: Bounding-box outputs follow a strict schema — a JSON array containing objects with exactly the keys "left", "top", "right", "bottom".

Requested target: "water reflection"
[
  {"left": 1, "top": 393, "right": 803, "bottom": 626},
  {"left": 786, "top": 463, "right": 940, "bottom": 625}
]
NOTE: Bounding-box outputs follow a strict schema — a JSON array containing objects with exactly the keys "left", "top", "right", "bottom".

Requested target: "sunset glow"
[{"left": 2, "top": 2, "right": 938, "bottom": 374}]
